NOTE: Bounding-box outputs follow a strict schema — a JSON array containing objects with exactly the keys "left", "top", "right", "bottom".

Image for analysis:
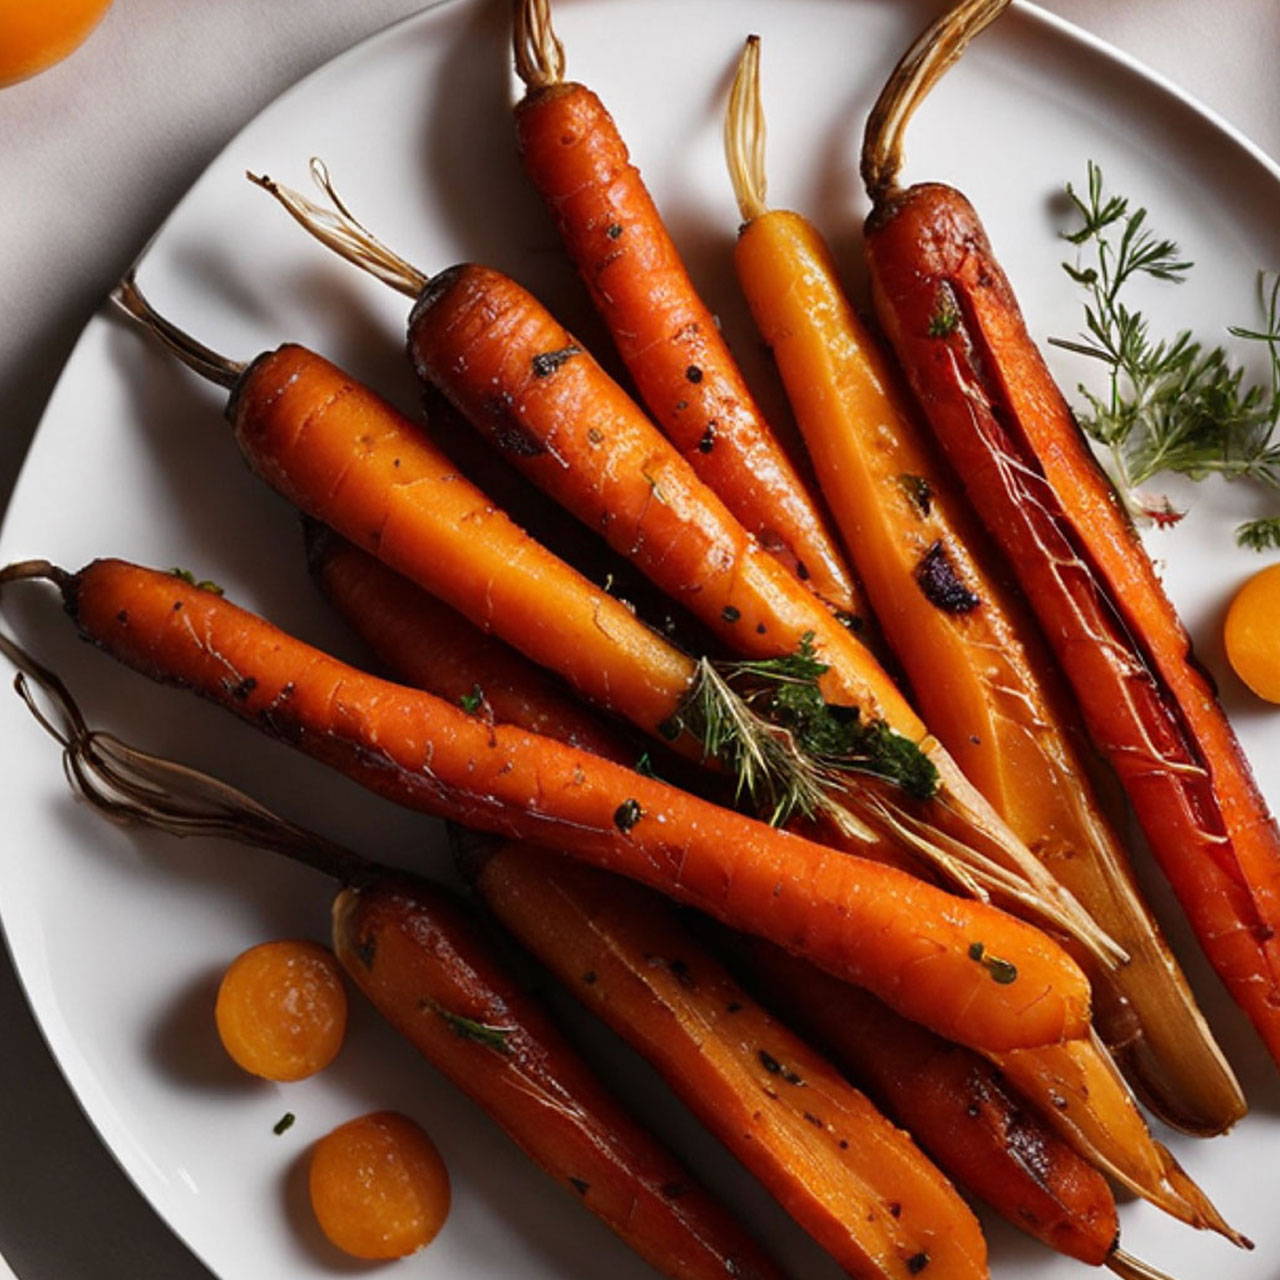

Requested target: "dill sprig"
[
  {"left": 671, "top": 634, "right": 938, "bottom": 831},
  {"left": 1050, "top": 162, "right": 1280, "bottom": 541}
]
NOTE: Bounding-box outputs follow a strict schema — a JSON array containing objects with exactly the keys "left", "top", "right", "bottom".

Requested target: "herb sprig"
[
  {"left": 1050, "top": 162, "right": 1280, "bottom": 545},
  {"left": 670, "top": 633, "right": 938, "bottom": 832}
]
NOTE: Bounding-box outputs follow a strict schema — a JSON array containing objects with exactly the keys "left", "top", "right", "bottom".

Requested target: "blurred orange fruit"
[{"left": 0, "top": 0, "right": 114, "bottom": 88}]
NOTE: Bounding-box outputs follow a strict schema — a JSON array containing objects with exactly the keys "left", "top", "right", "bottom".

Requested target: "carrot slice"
[
  {"left": 215, "top": 938, "right": 347, "bottom": 1081},
  {"left": 860, "top": 0, "right": 1280, "bottom": 1066},
  {"left": 474, "top": 843, "right": 989, "bottom": 1280},
  {"left": 722, "top": 36, "right": 1240, "bottom": 1138},
  {"left": 24, "top": 556, "right": 1091, "bottom": 1053},
  {"left": 309, "top": 1111, "right": 450, "bottom": 1260},
  {"left": 511, "top": 0, "right": 859, "bottom": 618}
]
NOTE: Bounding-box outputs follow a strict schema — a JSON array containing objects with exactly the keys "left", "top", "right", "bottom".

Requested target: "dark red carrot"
[
  {"left": 3, "top": 556, "right": 1093, "bottom": 1055},
  {"left": 860, "top": 0, "right": 1280, "bottom": 1066},
  {"left": 510, "top": 0, "right": 859, "bottom": 619}
]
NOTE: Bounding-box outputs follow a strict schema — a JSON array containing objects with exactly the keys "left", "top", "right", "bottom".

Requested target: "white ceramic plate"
[{"left": 2, "top": 0, "right": 1279, "bottom": 1276}]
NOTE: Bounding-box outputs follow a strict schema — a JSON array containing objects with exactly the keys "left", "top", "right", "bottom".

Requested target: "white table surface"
[{"left": 0, "top": 2, "right": 1275, "bottom": 1277}]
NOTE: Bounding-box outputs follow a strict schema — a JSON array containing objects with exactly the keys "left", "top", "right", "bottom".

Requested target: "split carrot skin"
[
  {"left": 724, "top": 76, "right": 1240, "bottom": 1133},
  {"left": 48, "top": 558, "right": 1090, "bottom": 1054},
  {"left": 475, "top": 844, "right": 989, "bottom": 1280},
  {"left": 309, "top": 528, "right": 634, "bottom": 761},
  {"left": 511, "top": 0, "right": 859, "bottom": 618},
  {"left": 858, "top": 0, "right": 1280, "bottom": 1068},
  {"left": 333, "top": 877, "right": 787, "bottom": 1280},
  {"left": 866, "top": 182, "right": 1280, "bottom": 1066},
  {"left": 744, "top": 944, "right": 1116, "bottom": 1267}
]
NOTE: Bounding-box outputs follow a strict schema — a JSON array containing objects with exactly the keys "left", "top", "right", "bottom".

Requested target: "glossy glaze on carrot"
[
  {"left": 474, "top": 844, "right": 989, "bottom": 1280},
  {"left": 51, "top": 557, "right": 1090, "bottom": 1054}
]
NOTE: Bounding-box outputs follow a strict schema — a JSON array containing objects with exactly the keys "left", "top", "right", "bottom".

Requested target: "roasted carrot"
[
  {"left": 723, "top": 36, "right": 1241, "bottom": 1137},
  {"left": 741, "top": 942, "right": 1116, "bottom": 1267},
  {"left": 5, "top": 654, "right": 787, "bottom": 1280},
  {"left": 510, "top": 0, "right": 859, "bottom": 619},
  {"left": 473, "top": 843, "right": 990, "bottom": 1280},
  {"left": 315, "top": 517, "right": 1236, "bottom": 1247},
  {"left": 308, "top": 526, "right": 635, "bottom": 761},
  {"left": 860, "top": 0, "right": 1280, "bottom": 1065},
  {"left": 113, "top": 276, "right": 696, "bottom": 743},
  {"left": 247, "top": 165, "right": 1119, "bottom": 964},
  {"left": 4, "top": 556, "right": 1091, "bottom": 1054}
]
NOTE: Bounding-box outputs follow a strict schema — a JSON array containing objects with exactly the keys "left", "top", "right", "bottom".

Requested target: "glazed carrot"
[
  {"left": 317, "top": 524, "right": 1235, "bottom": 1246},
  {"left": 742, "top": 943, "right": 1116, "bottom": 1267},
  {"left": 6, "top": 556, "right": 1091, "bottom": 1054},
  {"left": 5, "top": 664, "right": 785, "bottom": 1280},
  {"left": 510, "top": 0, "right": 859, "bottom": 619},
  {"left": 723, "top": 37, "right": 1241, "bottom": 1137},
  {"left": 473, "top": 843, "right": 990, "bottom": 1280},
  {"left": 860, "top": 0, "right": 1280, "bottom": 1065},
  {"left": 247, "top": 166, "right": 1120, "bottom": 960},
  {"left": 308, "top": 526, "right": 635, "bottom": 761},
  {"left": 113, "top": 276, "right": 696, "bottom": 742}
]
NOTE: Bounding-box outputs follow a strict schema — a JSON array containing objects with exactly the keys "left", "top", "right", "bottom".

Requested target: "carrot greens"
[{"left": 1051, "top": 162, "right": 1280, "bottom": 542}]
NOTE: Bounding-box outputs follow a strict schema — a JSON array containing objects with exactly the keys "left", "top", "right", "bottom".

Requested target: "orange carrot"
[
  {"left": 474, "top": 843, "right": 989, "bottom": 1280},
  {"left": 510, "top": 0, "right": 858, "bottom": 618},
  {"left": 308, "top": 527, "right": 635, "bottom": 761},
  {"left": 7, "top": 556, "right": 1092, "bottom": 1054},
  {"left": 6, "top": 666, "right": 786, "bottom": 1280},
  {"left": 314, "top": 521, "right": 1237, "bottom": 1242},
  {"left": 743, "top": 943, "right": 1116, "bottom": 1267},
  {"left": 113, "top": 277, "right": 696, "bottom": 743},
  {"left": 860, "top": 0, "right": 1280, "bottom": 1066},
  {"left": 723, "top": 36, "right": 1240, "bottom": 1138}
]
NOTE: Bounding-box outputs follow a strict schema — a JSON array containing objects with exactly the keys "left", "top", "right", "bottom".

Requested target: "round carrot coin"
[
  {"left": 309, "top": 1111, "right": 451, "bottom": 1259},
  {"left": 1225, "top": 563, "right": 1280, "bottom": 703},
  {"left": 215, "top": 939, "right": 347, "bottom": 1081}
]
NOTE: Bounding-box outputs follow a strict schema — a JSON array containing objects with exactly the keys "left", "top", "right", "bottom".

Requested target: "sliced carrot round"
[
  {"left": 214, "top": 939, "right": 347, "bottom": 1081},
  {"left": 309, "top": 1110, "right": 451, "bottom": 1259},
  {"left": 1225, "top": 563, "right": 1280, "bottom": 702}
]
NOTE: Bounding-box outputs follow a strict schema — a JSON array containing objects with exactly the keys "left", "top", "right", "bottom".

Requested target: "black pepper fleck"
[
  {"left": 685, "top": 365, "right": 703, "bottom": 383},
  {"left": 721, "top": 605, "right": 741, "bottom": 623},
  {"left": 613, "top": 798, "right": 644, "bottom": 832},
  {"left": 907, "top": 1252, "right": 930, "bottom": 1274}
]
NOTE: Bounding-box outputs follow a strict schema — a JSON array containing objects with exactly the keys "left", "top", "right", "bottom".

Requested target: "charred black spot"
[
  {"left": 685, "top": 365, "right": 703, "bottom": 384},
  {"left": 668, "top": 958, "right": 696, "bottom": 989},
  {"left": 889, "top": 1202, "right": 902, "bottom": 1219},
  {"left": 171, "top": 601, "right": 182, "bottom": 612},
  {"left": 839, "top": 1139, "right": 849, "bottom": 1149},
  {"left": 531, "top": 345, "right": 581, "bottom": 378},
  {"left": 230, "top": 676, "right": 258, "bottom": 701},
  {"left": 698, "top": 423, "right": 717, "bottom": 453},
  {"left": 907, "top": 1252, "right": 930, "bottom": 1274},
  {"left": 721, "top": 605, "right": 741, "bottom": 623},
  {"left": 915, "top": 541, "right": 980, "bottom": 613},
  {"left": 802, "top": 1111, "right": 824, "bottom": 1128},
  {"left": 795, "top": 561, "right": 810, "bottom": 581},
  {"left": 759, "top": 1050, "right": 782, "bottom": 1075},
  {"left": 613, "top": 798, "right": 644, "bottom": 832},
  {"left": 485, "top": 393, "right": 546, "bottom": 456},
  {"left": 898, "top": 473, "right": 933, "bottom": 517}
]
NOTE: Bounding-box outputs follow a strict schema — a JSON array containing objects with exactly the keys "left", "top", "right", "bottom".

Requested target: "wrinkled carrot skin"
[
  {"left": 866, "top": 182, "right": 1280, "bottom": 1064},
  {"left": 330, "top": 877, "right": 785, "bottom": 1280},
  {"left": 515, "top": 81, "right": 859, "bottom": 618},
  {"left": 735, "top": 209, "right": 1242, "bottom": 1135},
  {"left": 475, "top": 845, "right": 989, "bottom": 1280},
  {"left": 228, "top": 343, "right": 695, "bottom": 739},
  {"left": 408, "top": 264, "right": 919, "bottom": 732},
  {"left": 746, "top": 944, "right": 1116, "bottom": 1266},
  {"left": 62, "top": 559, "right": 1090, "bottom": 1053},
  {"left": 310, "top": 529, "right": 632, "bottom": 760}
]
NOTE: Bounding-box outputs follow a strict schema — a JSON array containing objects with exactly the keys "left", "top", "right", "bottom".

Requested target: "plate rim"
[{"left": 2, "top": 2, "right": 1279, "bottom": 1277}]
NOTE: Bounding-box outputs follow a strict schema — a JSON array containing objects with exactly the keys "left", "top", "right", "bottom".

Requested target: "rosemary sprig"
[
  {"left": 1051, "top": 162, "right": 1280, "bottom": 541},
  {"left": 671, "top": 634, "right": 938, "bottom": 831}
]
